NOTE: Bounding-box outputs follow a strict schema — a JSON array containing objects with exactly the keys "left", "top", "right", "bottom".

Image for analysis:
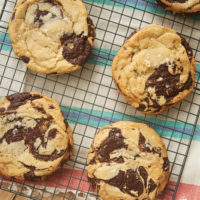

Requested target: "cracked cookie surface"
[
  {"left": 0, "top": 92, "right": 73, "bottom": 180},
  {"left": 87, "top": 121, "right": 170, "bottom": 200},
  {"left": 9, "top": 0, "right": 96, "bottom": 74},
  {"left": 112, "top": 24, "right": 196, "bottom": 114},
  {"left": 156, "top": 0, "right": 200, "bottom": 14}
]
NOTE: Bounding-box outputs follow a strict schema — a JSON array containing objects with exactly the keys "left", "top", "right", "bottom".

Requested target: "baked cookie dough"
[
  {"left": 9, "top": 0, "right": 96, "bottom": 74},
  {"left": 0, "top": 92, "right": 73, "bottom": 180},
  {"left": 112, "top": 24, "right": 196, "bottom": 114},
  {"left": 156, "top": 0, "right": 200, "bottom": 14},
  {"left": 87, "top": 121, "right": 170, "bottom": 200}
]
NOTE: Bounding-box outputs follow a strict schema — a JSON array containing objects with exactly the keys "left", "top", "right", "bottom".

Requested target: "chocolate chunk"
[
  {"left": 152, "top": 147, "right": 161, "bottom": 157},
  {"left": 44, "top": 0, "right": 62, "bottom": 7},
  {"left": 165, "top": 0, "right": 187, "bottom": 3},
  {"left": 68, "top": 142, "right": 73, "bottom": 152},
  {"left": 49, "top": 105, "right": 55, "bottom": 109},
  {"left": 34, "top": 106, "right": 46, "bottom": 114},
  {"left": 163, "top": 157, "right": 170, "bottom": 171},
  {"left": 140, "top": 143, "right": 162, "bottom": 157},
  {"left": 1, "top": 114, "right": 22, "bottom": 123},
  {"left": 20, "top": 56, "right": 30, "bottom": 63},
  {"left": 55, "top": 1, "right": 62, "bottom": 7},
  {"left": 48, "top": 128, "right": 57, "bottom": 139},
  {"left": 138, "top": 96, "right": 162, "bottom": 113},
  {"left": 180, "top": 36, "right": 193, "bottom": 62},
  {"left": 138, "top": 166, "right": 148, "bottom": 188},
  {"left": 33, "top": 149, "right": 66, "bottom": 161},
  {"left": 24, "top": 171, "right": 38, "bottom": 180},
  {"left": 11, "top": 10, "right": 16, "bottom": 21},
  {"left": 60, "top": 33, "right": 92, "bottom": 66},
  {"left": 106, "top": 170, "right": 125, "bottom": 189},
  {"left": 146, "top": 63, "right": 193, "bottom": 99},
  {"left": 89, "top": 157, "right": 96, "bottom": 165},
  {"left": 88, "top": 176, "right": 99, "bottom": 190},
  {"left": 182, "top": 72, "right": 193, "bottom": 90},
  {"left": 114, "top": 79, "right": 128, "bottom": 97},
  {"left": 64, "top": 120, "right": 69, "bottom": 129},
  {"left": 0, "top": 126, "right": 23, "bottom": 144},
  {"left": 139, "top": 53, "right": 193, "bottom": 113},
  {"left": 0, "top": 116, "right": 66, "bottom": 161},
  {"left": 140, "top": 62, "right": 193, "bottom": 112},
  {"left": 115, "top": 81, "right": 126, "bottom": 96},
  {"left": 51, "top": 13, "right": 57, "bottom": 18},
  {"left": 148, "top": 178, "right": 157, "bottom": 193},
  {"left": 105, "top": 169, "right": 144, "bottom": 197},
  {"left": 134, "top": 154, "right": 140, "bottom": 160},
  {"left": 0, "top": 108, "right": 5, "bottom": 113},
  {"left": 6, "top": 92, "right": 42, "bottom": 110},
  {"left": 6, "top": 116, "right": 22, "bottom": 123},
  {"left": 110, "top": 156, "right": 124, "bottom": 163},
  {"left": 25, "top": 118, "right": 66, "bottom": 161},
  {"left": 139, "top": 132, "right": 146, "bottom": 145},
  {"left": 172, "top": 64, "right": 176, "bottom": 73},
  {"left": 34, "top": 10, "right": 49, "bottom": 27},
  {"left": 22, "top": 164, "right": 36, "bottom": 180},
  {"left": 138, "top": 103, "right": 146, "bottom": 112},
  {"left": 142, "top": 143, "right": 152, "bottom": 153},
  {"left": 156, "top": 0, "right": 168, "bottom": 9},
  {"left": 127, "top": 30, "right": 137, "bottom": 40},
  {"left": 20, "top": 163, "right": 42, "bottom": 180},
  {"left": 138, "top": 133, "right": 161, "bottom": 156},
  {"left": 156, "top": 0, "right": 200, "bottom": 14},
  {"left": 32, "top": 0, "right": 63, "bottom": 27},
  {"left": 109, "top": 128, "right": 121, "bottom": 134},
  {"left": 87, "top": 17, "right": 95, "bottom": 39},
  {"left": 97, "top": 128, "right": 127, "bottom": 162},
  {"left": 146, "top": 63, "right": 180, "bottom": 99},
  {"left": 44, "top": 0, "right": 53, "bottom": 3}
]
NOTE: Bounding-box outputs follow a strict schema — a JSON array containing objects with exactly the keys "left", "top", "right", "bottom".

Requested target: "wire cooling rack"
[{"left": 0, "top": 0, "right": 200, "bottom": 199}]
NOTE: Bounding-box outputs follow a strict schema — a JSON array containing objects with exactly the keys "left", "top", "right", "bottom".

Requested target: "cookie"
[
  {"left": 8, "top": 0, "right": 96, "bottom": 75},
  {"left": 87, "top": 121, "right": 170, "bottom": 200},
  {"left": 0, "top": 92, "right": 73, "bottom": 180},
  {"left": 156, "top": 0, "right": 200, "bottom": 14},
  {"left": 112, "top": 24, "right": 196, "bottom": 114}
]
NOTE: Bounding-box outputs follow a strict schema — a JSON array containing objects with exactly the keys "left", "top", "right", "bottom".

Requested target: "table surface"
[
  {"left": 0, "top": 0, "right": 200, "bottom": 200},
  {"left": 0, "top": 189, "right": 70, "bottom": 200},
  {"left": 0, "top": 190, "right": 28, "bottom": 200}
]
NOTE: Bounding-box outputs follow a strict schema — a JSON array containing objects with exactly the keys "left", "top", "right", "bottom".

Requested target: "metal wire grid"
[{"left": 0, "top": 0, "right": 200, "bottom": 199}]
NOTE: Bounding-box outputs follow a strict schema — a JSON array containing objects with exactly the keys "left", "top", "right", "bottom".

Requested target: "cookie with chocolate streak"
[
  {"left": 8, "top": 0, "right": 96, "bottom": 74},
  {"left": 87, "top": 121, "right": 170, "bottom": 200},
  {"left": 156, "top": 0, "right": 200, "bottom": 14},
  {"left": 112, "top": 24, "right": 196, "bottom": 114},
  {"left": 0, "top": 92, "right": 73, "bottom": 180}
]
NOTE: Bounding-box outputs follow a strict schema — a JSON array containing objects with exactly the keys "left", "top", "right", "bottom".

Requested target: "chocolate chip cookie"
[
  {"left": 0, "top": 92, "right": 73, "bottom": 180},
  {"left": 156, "top": 0, "right": 200, "bottom": 14},
  {"left": 112, "top": 24, "right": 196, "bottom": 114},
  {"left": 87, "top": 121, "right": 170, "bottom": 200},
  {"left": 8, "top": 0, "right": 96, "bottom": 74}
]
